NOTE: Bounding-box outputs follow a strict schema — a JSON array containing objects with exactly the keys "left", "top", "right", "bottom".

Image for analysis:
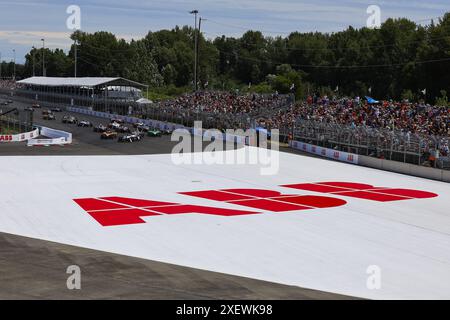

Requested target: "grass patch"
[{"left": 0, "top": 127, "right": 19, "bottom": 135}]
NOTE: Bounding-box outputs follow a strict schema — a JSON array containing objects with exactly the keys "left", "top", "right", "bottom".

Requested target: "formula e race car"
[
  {"left": 77, "top": 120, "right": 93, "bottom": 127},
  {"left": 109, "top": 122, "right": 130, "bottom": 132},
  {"left": 42, "top": 113, "right": 56, "bottom": 120},
  {"left": 62, "top": 116, "right": 78, "bottom": 124},
  {"left": 162, "top": 128, "right": 173, "bottom": 135},
  {"left": 93, "top": 124, "right": 108, "bottom": 133},
  {"left": 101, "top": 130, "right": 118, "bottom": 140},
  {"left": 147, "top": 128, "right": 162, "bottom": 137},
  {"left": 136, "top": 124, "right": 150, "bottom": 132},
  {"left": 118, "top": 132, "right": 143, "bottom": 143}
]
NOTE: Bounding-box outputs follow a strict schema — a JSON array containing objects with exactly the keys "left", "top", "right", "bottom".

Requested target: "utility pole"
[
  {"left": 190, "top": 10, "right": 198, "bottom": 91},
  {"left": 41, "top": 38, "right": 46, "bottom": 77},
  {"left": 0, "top": 51, "right": 2, "bottom": 79}
]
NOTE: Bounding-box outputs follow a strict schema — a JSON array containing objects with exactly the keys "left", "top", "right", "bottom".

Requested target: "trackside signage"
[
  {"left": 0, "top": 129, "right": 39, "bottom": 143},
  {"left": 290, "top": 140, "right": 359, "bottom": 164},
  {"left": 27, "top": 127, "right": 72, "bottom": 146}
]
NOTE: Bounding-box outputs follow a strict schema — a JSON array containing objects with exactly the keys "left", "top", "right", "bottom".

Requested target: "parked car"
[
  {"left": 101, "top": 130, "right": 118, "bottom": 140},
  {"left": 62, "top": 116, "right": 78, "bottom": 124},
  {"left": 51, "top": 107, "right": 63, "bottom": 112},
  {"left": 78, "top": 120, "right": 93, "bottom": 127},
  {"left": 32, "top": 103, "right": 41, "bottom": 108}
]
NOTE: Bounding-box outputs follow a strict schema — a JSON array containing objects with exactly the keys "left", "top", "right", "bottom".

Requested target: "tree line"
[{"left": 8, "top": 12, "right": 450, "bottom": 102}]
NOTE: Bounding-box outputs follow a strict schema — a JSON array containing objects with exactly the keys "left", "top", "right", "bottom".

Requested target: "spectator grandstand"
[{"left": 1, "top": 78, "right": 448, "bottom": 169}]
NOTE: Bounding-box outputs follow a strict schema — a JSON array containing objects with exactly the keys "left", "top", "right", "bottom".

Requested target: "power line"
[
  {"left": 206, "top": 15, "right": 445, "bottom": 36},
  {"left": 215, "top": 47, "right": 450, "bottom": 69}
]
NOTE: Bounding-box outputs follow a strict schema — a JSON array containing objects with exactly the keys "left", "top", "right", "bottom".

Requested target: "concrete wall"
[{"left": 359, "top": 155, "right": 450, "bottom": 183}]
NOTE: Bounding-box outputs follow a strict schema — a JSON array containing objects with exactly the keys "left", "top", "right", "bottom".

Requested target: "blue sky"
[{"left": 0, "top": 0, "right": 449, "bottom": 63}]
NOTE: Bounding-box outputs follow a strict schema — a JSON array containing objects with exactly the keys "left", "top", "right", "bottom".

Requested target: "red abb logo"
[
  {"left": 0, "top": 135, "right": 13, "bottom": 142},
  {"left": 73, "top": 182, "right": 438, "bottom": 227}
]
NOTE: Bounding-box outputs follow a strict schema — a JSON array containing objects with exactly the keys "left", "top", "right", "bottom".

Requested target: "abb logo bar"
[
  {"left": 0, "top": 135, "right": 13, "bottom": 142},
  {"left": 73, "top": 182, "right": 438, "bottom": 227}
]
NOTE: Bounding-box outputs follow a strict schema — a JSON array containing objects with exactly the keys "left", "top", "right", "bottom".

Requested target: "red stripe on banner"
[
  {"left": 100, "top": 197, "right": 175, "bottom": 208},
  {"left": 89, "top": 209, "right": 161, "bottom": 227},
  {"left": 222, "top": 189, "right": 283, "bottom": 198},
  {"left": 281, "top": 183, "right": 346, "bottom": 193},
  {"left": 319, "top": 182, "right": 375, "bottom": 190},
  {"left": 272, "top": 195, "right": 347, "bottom": 208},
  {"left": 73, "top": 198, "right": 128, "bottom": 211},
  {"left": 180, "top": 190, "right": 253, "bottom": 201},
  {"left": 368, "top": 189, "right": 438, "bottom": 199},
  {"left": 228, "top": 199, "right": 310, "bottom": 212},
  {"left": 153, "top": 205, "right": 260, "bottom": 217},
  {"left": 332, "top": 190, "right": 407, "bottom": 202}
]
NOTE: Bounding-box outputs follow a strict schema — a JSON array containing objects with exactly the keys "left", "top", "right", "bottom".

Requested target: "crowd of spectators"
[
  {"left": 156, "top": 91, "right": 292, "bottom": 130},
  {"left": 155, "top": 91, "right": 449, "bottom": 159},
  {"left": 0, "top": 79, "right": 22, "bottom": 90}
]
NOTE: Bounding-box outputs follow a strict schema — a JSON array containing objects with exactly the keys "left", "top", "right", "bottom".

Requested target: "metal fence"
[
  {"left": 292, "top": 119, "right": 450, "bottom": 170},
  {"left": 0, "top": 107, "right": 33, "bottom": 134}
]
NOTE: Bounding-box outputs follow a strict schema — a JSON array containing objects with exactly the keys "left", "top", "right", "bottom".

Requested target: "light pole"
[
  {"left": 198, "top": 17, "right": 207, "bottom": 89},
  {"left": 190, "top": 10, "right": 198, "bottom": 91},
  {"left": 13, "top": 49, "right": 16, "bottom": 80},
  {"left": 41, "top": 38, "right": 46, "bottom": 77},
  {"left": 32, "top": 46, "right": 36, "bottom": 77},
  {"left": 74, "top": 40, "right": 79, "bottom": 77}
]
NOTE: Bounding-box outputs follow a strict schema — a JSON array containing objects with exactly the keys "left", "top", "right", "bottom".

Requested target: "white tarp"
[{"left": 0, "top": 148, "right": 449, "bottom": 299}]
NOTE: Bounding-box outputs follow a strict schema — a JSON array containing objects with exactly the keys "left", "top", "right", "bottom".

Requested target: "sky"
[{"left": 0, "top": 0, "right": 449, "bottom": 64}]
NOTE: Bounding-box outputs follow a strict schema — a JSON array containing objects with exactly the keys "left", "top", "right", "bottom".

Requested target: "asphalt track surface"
[{"left": 0, "top": 98, "right": 352, "bottom": 300}]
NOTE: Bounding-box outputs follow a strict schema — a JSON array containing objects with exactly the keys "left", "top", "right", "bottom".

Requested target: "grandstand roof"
[{"left": 18, "top": 77, "right": 148, "bottom": 88}]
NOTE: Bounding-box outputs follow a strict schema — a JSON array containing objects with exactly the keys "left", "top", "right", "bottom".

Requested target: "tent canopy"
[{"left": 18, "top": 77, "right": 148, "bottom": 89}]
